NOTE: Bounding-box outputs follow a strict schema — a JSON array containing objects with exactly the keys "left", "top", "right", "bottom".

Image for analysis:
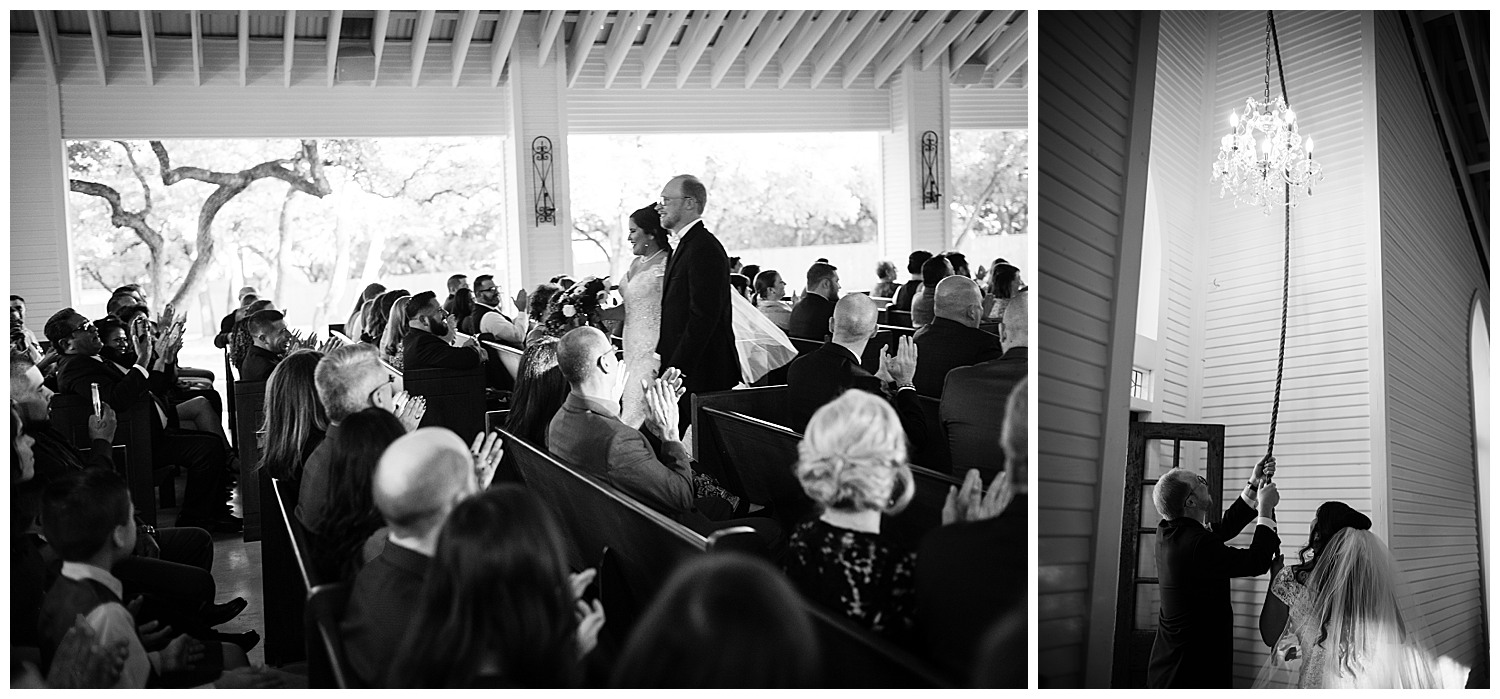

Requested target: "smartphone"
[{"left": 90, "top": 382, "right": 102, "bottom": 416}]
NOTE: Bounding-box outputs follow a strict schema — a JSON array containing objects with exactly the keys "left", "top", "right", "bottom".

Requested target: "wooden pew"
[
  {"left": 48, "top": 394, "right": 160, "bottom": 526},
  {"left": 979, "top": 321, "right": 1000, "bottom": 338},
  {"left": 383, "top": 359, "right": 487, "bottom": 445},
  {"left": 306, "top": 582, "right": 355, "bottom": 689},
  {"left": 329, "top": 330, "right": 357, "bottom": 347},
  {"left": 232, "top": 373, "right": 267, "bottom": 542},
  {"left": 691, "top": 386, "right": 790, "bottom": 485},
  {"left": 501, "top": 426, "right": 950, "bottom": 687},
  {"left": 697, "top": 407, "right": 963, "bottom": 551},
  {"left": 480, "top": 339, "right": 523, "bottom": 392},
  {"left": 885, "top": 308, "right": 913, "bottom": 328},
  {"left": 264, "top": 474, "right": 311, "bottom": 666},
  {"left": 911, "top": 395, "right": 953, "bottom": 475}
]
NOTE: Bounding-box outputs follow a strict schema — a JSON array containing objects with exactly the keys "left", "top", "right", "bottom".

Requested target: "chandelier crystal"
[{"left": 1211, "top": 12, "right": 1323, "bottom": 213}]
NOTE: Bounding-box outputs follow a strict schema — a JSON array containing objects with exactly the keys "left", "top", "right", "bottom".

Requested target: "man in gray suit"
[{"left": 547, "top": 327, "right": 778, "bottom": 545}]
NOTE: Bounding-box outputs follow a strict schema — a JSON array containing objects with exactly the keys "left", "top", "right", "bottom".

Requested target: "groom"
[
  {"left": 655, "top": 174, "right": 740, "bottom": 434},
  {"left": 1147, "top": 458, "right": 1280, "bottom": 688}
]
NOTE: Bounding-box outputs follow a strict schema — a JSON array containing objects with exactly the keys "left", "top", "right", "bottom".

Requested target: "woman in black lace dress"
[{"left": 784, "top": 390, "right": 918, "bottom": 644}]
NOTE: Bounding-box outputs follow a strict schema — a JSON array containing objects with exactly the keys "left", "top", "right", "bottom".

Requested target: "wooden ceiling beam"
[
  {"left": 601, "top": 10, "right": 640, "bottom": 89},
  {"left": 709, "top": 9, "right": 767, "bottom": 88},
  {"left": 451, "top": 9, "right": 480, "bottom": 87},
  {"left": 410, "top": 9, "right": 434, "bottom": 87},
  {"left": 920, "top": 9, "right": 980, "bottom": 71},
  {"left": 676, "top": 9, "right": 728, "bottom": 88},
  {"left": 34, "top": 11, "right": 58, "bottom": 85},
  {"left": 872, "top": 10, "right": 947, "bottom": 88},
  {"left": 810, "top": 9, "right": 876, "bottom": 89},
  {"left": 283, "top": 9, "right": 296, "bottom": 87},
  {"left": 992, "top": 38, "right": 1026, "bottom": 87},
  {"left": 841, "top": 10, "right": 913, "bottom": 89},
  {"left": 742, "top": 9, "right": 803, "bottom": 88},
  {"left": 980, "top": 11, "right": 1027, "bottom": 72},
  {"left": 325, "top": 10, "right": 343, "bottom": 88},
  {"left": 777, "top": 9, "right": 841, "bottom": 88},
  {"left": 949, "top": 10, "right": 1010, "bottom": 75},
  {"left": 567, "top": 10, "right": 609, "bottom": 87},
  {"left": 189, "top": 9, "right": 203, "bottom": 86},
  {"left": 538, "top": 10, "right": 566, "bottom": 68},
  {"left": 238, "top": 10, "right": 249, "bottom": 86},
  {"left": 139, "top": 10, "right": 155, "bottom": 86},
  {"left": 1452, "top": 11, "right": 1489, "bottom": 135},
  {"left": 639, "top": 10, "right": 687, "bottom": 88},
  {"left": 372, "top": 10, "right": 390, "bottom": 84},
  {"left": 489, "top": 10, "right": 523, "bottom": 87},
  {"left": 86, "top": 10, "right": 109, "bottom": 85}
]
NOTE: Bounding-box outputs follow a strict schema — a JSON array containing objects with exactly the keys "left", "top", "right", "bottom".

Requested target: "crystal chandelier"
[{"left": 1212, "top": 11, "right": 1322, "bottom": 213}]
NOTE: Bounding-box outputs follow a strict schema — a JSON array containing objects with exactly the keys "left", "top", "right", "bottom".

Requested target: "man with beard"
[
  {"left": 466, "top": 274, "right": 526, "bottom": 347},
  {"left": 787, "top": 262, "right": 841, "bottom": 341},
  {"left": 238, "top": 310, "right": 292, "bottom": 382},
  {"left": 46, "top": 309, "right": 237, "bottom": 532},
  {"left": 402, "top": 291, "right": 485, "bottom": 371}
]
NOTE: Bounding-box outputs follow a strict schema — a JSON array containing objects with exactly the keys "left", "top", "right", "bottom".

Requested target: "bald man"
[
  {"left": 342, "top": 428, "right": 476, "bottom": 687},
  {"left": 911, "top": 276, "right": 1003, "bottom": 397},
  {"left": 785, "top": 295, "right": 927, "bottom": 452},
  {"left": 940, "top": 290, "right": 1029, "bottom": 481}
]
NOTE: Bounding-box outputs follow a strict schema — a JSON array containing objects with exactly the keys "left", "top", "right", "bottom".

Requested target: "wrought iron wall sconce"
[
  {"left": 920, "top": 130, "right": 941, "bottom": 208},
  {"left": 532, "top": 136, "right": 556, "bottom": 226}
]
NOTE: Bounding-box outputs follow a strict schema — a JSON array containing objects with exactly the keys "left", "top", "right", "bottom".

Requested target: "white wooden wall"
[
  {"left": 10, "top": 82, "right": 73, "bottom": 329},
  {"left": 950, "top": 85, "right": 1028, "bottom": 131},
  {"left": 1373, "top": 10, "right": 1487, "bottom": 671},
  {"left": 1038, "top": 10, "right": 1157, "bottom": 689}
]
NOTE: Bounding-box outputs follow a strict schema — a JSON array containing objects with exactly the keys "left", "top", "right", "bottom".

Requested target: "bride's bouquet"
[{"left": 541, "top": 276, "right": 613, "bottom": 338}]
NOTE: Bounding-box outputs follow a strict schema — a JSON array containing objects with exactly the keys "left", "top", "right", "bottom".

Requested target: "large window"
[
  {"left": 567, "top": 132, "right": 880, "bottom": 292},
  {"left": 948, "top": 129, "right": 1029, "bottom": 277}
]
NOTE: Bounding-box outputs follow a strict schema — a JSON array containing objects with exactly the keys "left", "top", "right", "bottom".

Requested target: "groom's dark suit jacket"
[
  {"left": 656, "top": 222, "right": 739, "bottom": 394},
  {"left": 1147, "top": 496, "right": 1279, "bottom": 688}
]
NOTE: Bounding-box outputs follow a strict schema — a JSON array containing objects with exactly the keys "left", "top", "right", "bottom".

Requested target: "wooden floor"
[{"left": 160, "top": 481, "right": 268, "bottom": 668}]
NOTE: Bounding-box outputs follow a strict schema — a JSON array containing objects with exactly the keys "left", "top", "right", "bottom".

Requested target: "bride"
[
  {"left": 1257, "top": 501, "right": 1466, "bottom": 688},
  {"left": 599, "top": 204, "right": 670, "bottom": 429}
]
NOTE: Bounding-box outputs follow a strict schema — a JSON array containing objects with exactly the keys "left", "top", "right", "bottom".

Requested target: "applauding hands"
[
  {"left": 942, "top": 468, "right": 1013, "bottom": 525},
  {"left": 642, "top": 367, "right": 687, "bottom": 440}
]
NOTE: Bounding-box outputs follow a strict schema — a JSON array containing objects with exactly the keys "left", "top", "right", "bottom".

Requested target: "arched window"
[{"left": 1469, "top": 294, "right": 1488, "bottom": 586}]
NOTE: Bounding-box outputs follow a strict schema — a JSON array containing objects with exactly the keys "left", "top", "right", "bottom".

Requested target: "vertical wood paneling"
[
  {"left": 1038, "top": 10, "right": 1153, "bottom": 689},
  {"left": 1373, "top": 11, "right": 1486, "bottom": 671},
  {"left": 10, "top": 81, "right": 74, "bottom": 328},
  {"left": 1195, "top": 11, "right": 1379, "bottom": 686},
  {"left": 505, "top": 15, "right": 572, "bottom": 292}
]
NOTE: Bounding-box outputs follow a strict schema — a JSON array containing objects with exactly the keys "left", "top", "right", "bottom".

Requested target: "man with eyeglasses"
[
  {"left": 654, "top": 174, "right": 740, "bottom": 435},
  {"left": 465, "top": 274, "right": 526, "bottom": 348},
  {"left": 401, "top": 291, "right": 485, "bottom": 372},
  {"left": 45, "top": 308, "right": 239, "bottom": 531}
]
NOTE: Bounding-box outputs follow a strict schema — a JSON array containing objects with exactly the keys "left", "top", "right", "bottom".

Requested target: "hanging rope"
[{"left": 1265, "top": 10, "right": 1292, "bottom": 464}]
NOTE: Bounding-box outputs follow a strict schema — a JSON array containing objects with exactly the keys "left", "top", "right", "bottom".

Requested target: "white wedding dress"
[{"left": 617, "top": 251, "right": 666, "bottom": 429}]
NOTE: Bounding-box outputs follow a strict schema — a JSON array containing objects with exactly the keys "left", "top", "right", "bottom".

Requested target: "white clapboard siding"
[
  {"left": 566, "top": 43, "right": 890, "bottom": 134},
  {"left": 950, "top": 85, "right": 1027, "bottom": 130},
  {"left": 10, "top": 81, "right": 74, "bottom": 327},
  {"left": 505, "top": 16, "right": 572, "bottom": 290},
  {"left": 1039, "top": 10, "right": 1155, "bottom": 689},
  {"left": 1193, "top": 11, "right": 1380, "bottom": 686},
  {"left": 1373, "top": 11, "right": 1486, "bottom": 669},
  {"left": 1148, "top": 11, "right": 1212, "bottom": 431}
]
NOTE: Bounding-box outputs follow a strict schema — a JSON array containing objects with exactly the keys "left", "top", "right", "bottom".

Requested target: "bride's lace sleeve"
[{"left": 1270, "top": 565, "right": 1302, "bottom": 606}]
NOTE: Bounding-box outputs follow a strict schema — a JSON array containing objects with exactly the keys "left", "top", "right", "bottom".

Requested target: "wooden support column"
[
  {"left": 879, "top": 53, "right": 951, "bottom": 262},
  {"left": 502, "top": 14, "right": 573, "bottom": 294}
]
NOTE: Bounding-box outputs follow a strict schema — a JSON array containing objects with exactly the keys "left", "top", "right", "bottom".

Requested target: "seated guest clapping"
[
  {"left": 298, "top": 344, "right": 424, "bottom": 537},
  {"left": 612, "top": 553, "right": 819, "bottom": 688},
  {"left": 787, "top": 262, "right": 840, "bottom": 340},
  {"left": 342, "top": 427, "right": 479, "bottom": 687},
  {"left": 402, "top": 291, "right": 485, "bottom": 371},
  {"left": 311, "top": 408, "right": 405, "bottom": 583},
  {"left": 919, "top": 379, "right": 1027, "bottom": 685},
  {"left": 786, "top": 294, "right": 926, "bottom": 449},
  {"left": 257, "top": 349, "right": 327, "bottom": 485},
  {"left": 11, "top": 294, "right": 59, "bottom": 375},
  {"left": 238, "top": 309, "right": 292, "bottom": 382},
  {"left": 548, "top": 327, "right": 779, "bottom": 543},
  {"left": 470, "top": 274, "right": 527, "bottom": 347},
  {"left": 940, "top": 290, "right": 1028, "bottom": 481},
  {"left": 784, "top": 390, "right": 917, "bottom": 644},
  {"left": 46, "top": 309, "right": 235, "bottom": 532},
  {"left": 387, "top": 485, "right": 603, "bottom": 688},
  {"left": 912, "top": 276, "right": 1003, "bottom": 397}
]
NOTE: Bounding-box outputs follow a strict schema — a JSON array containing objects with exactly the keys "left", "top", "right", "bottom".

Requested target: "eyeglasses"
[
  {"left": 69, "top": 320, "right": 97, "bottom": 335},
  {"left": 657, "top": 195, "right": 691, "bottom": 207},
  {"left": 368, "top": 375, "right": 395, "bottom": 405},
  {"left": 596, "top": 348, "right": 625, "bottom": 371}
]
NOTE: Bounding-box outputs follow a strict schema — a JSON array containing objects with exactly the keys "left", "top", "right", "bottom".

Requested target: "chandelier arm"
[{"left": 1266, "top": 184, "right": 1291, "bottom": 465}]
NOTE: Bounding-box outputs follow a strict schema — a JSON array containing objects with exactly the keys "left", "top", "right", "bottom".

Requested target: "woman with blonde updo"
[{"left": 783, "top": 389, "right": 917, "bottom": 644}]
